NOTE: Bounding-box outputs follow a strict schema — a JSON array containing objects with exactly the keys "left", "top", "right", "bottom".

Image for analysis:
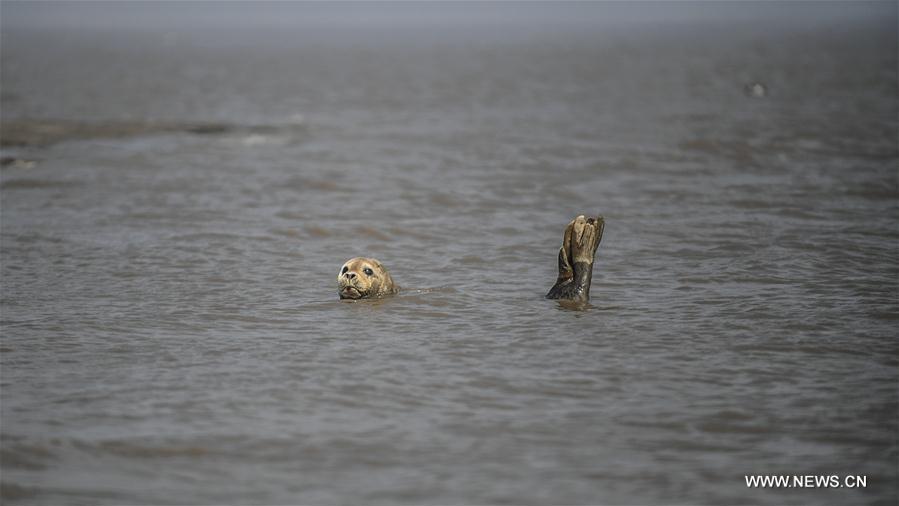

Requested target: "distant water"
[{"left": 1, "top": 5, "right": 897, "bottom": 505}]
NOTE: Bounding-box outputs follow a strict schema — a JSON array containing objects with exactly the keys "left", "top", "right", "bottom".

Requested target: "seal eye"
[
  {"left": 363, "top": 268, "right": 374, "bottom": 276},
  {"left": 341, "top": 266, "right": 348, "bottom": 274}
]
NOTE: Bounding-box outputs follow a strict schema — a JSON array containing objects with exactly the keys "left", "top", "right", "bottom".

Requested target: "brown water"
[{"left": 1, "top": 3, "right": 897, "bottom": 505}]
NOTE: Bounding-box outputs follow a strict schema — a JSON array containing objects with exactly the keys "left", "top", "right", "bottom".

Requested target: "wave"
[{"left": 0, "top": 119, "right": 306, "bottom": 147}]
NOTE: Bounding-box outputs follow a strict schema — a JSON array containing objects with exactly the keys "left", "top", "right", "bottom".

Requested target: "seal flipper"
[{"left": 546, "top": 215, "right": 604, "bottom": 302}]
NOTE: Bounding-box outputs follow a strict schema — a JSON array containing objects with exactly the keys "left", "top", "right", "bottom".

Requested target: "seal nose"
[{"left": 344, "top": 272, "right": 356, "bottom": 280}]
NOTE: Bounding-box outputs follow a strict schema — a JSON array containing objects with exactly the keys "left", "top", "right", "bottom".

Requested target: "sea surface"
[{"left": 1, "top": 3, "right": 897, "bottom": 505}]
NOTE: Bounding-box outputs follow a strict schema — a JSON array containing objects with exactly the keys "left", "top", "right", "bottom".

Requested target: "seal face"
[{"left": 337, "top": 257, "right": 398, "bottom": 300}]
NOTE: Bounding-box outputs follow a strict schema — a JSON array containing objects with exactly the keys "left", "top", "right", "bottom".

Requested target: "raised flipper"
[{"left": 546, "top": 215, "right": 604, "bottom": 302}]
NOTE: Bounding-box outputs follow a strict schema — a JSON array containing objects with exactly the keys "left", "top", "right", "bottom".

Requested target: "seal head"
[{"left": 337, "top": 257, "right": 398, "bottom": 300}]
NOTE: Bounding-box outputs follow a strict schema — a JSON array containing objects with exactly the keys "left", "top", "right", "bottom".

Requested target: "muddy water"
[{"left": 1, "top": 4, "right": 897, "bottom": 505}]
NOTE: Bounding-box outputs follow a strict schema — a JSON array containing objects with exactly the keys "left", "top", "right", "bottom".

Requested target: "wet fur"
[
  {"left": 546, "top": 215, "right": 604, "bottom": 302},
  {"left": 337, "top": 257, "right": 398, "bottom": 300}
]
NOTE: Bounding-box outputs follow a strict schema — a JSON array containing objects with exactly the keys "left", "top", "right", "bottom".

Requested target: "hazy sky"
[{"left": 2, "top": 1, "right": 893, "bottom": 32}]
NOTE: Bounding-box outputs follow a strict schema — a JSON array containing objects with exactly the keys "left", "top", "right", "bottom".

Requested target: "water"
[{"left": 1, "top": 3, "right": 897, "bottom": 505}]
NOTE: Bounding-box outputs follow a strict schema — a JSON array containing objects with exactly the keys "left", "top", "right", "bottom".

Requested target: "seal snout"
[{"left": 340, "top": 286, "right": 362, "bottom": 299}]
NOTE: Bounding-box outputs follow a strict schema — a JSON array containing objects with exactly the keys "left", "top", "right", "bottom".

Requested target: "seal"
[
  {"left": 335, "top": 216, "right": 601, "bottom": 302},
  {"left": 546, "top": 215, "right": 604, "bottom": 302},
  {"left": 337, "top": 257, "right": 398, "bottom": 300}
]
